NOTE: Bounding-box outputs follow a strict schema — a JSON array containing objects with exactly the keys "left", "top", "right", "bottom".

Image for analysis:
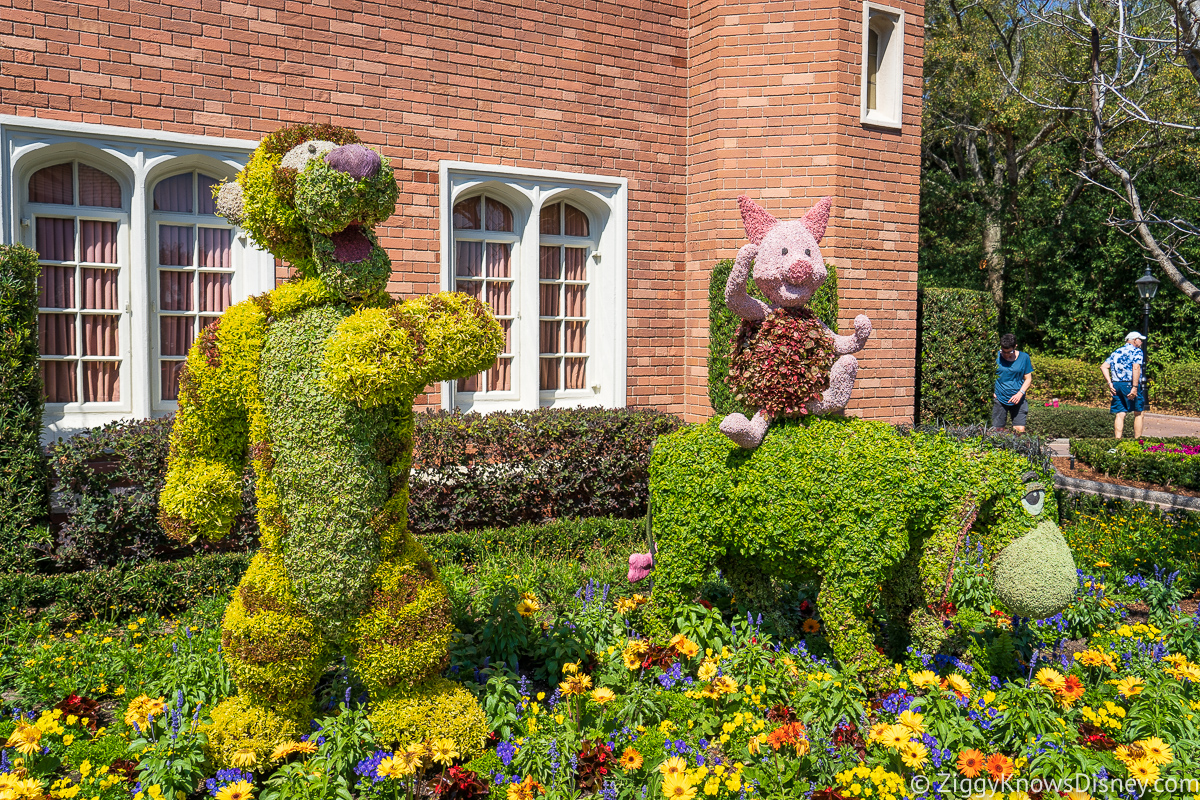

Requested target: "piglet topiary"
[{"left": 719, "top": 196, "right": 872, "bottom": 449}]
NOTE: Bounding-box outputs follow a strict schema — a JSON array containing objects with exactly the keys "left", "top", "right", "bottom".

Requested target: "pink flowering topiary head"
[
  {"left": 628, "top": 551, "right": 654, "bottom": 583},
  {"left": 739, "top": 195, "right": 832, "bottom": 308}
]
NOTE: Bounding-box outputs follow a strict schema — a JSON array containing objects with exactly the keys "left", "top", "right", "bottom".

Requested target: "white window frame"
[
  {"left": 439, "top": 162, "right": 628, "bottom": 413},
  {"left": 0, "top": 116, "right": 274, "bottom": 441},
  {"left": 860, "top": 2, "right": 905, "bottom": 130}
]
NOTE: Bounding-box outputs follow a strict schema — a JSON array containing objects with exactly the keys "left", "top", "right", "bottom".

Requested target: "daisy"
[
  {"left": 661, "top": 774, "right": 697, "bottom": 800},
  {"left": 697, "top": 663, "right": 718, "bottom": 682},
  {"left": 270, "top": 741, "right": 318, "bottom": 762},
  {"left": 900, "top": 741, "right": 928, "bottom": 769},
  {"left": 1035, "top": 667, "right": 1066, "bottom": 692},
  {"left": 944, "top": 674, "right": 971, "bottom": 697},
  {"left": 618, "top": 747, "right": 643, "bottom": 771},
  {"left": 1127, "top": 759, "right": 1160, "bottom": 786},
  {"left": 1137, "top": 737, "right": 1173, "bottom": 766},
  {"left": 802, "top": 619, "right": 821, "bottom": 633},
  {"left": 1112, "top": 676, "right": 1144, "bottom": 697},
  {"left": 877, "top": 724, "right": 910, "bottom": 751},
  {"left": 659, "top": 756, "right": 687, "bottom": 777},
  {"left": 230, "top": 749, "right": 258, "bottom": 769},
  {"left": 591, "top": 687, "right": 616, "bottom": 705},
  {"left": 984, "top": 753, "right": 1014, "bottom": 782},
  {"left": 1059, "top": 676, "right": 1086, "bottom": 703},
  {"left": 910, "top": 670, "right": 939, "bottom": 689},
  {"left": 215, "top": 781, "right": 254, "bottom": 800},
  {"left": 5, "top": 723, "right": 42, "bottom": 757},
  {"left": 897, "top": 710, "right": 925, "bottom": 736},
  {"left": 429, "top": 738, "right": 459, "bottom": 766},
  {"left": 956, "top": 748, "right": 985, "bottom": 778}
]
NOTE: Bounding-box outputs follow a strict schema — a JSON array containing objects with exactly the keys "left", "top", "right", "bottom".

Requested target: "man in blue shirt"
[
  {"left": 1101, "top": 331, "right": 1146, "bottom": 438},
  {"left": 992, "top": 333, "right": 1034, "bottom": 432}
]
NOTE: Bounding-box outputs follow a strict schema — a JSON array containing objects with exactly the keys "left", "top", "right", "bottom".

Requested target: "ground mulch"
[{"left": 1052, "top": 456, "right": 1200, "bottom": 498}]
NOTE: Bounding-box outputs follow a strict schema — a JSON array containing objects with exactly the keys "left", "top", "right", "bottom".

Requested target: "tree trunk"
[{"left": 982, "top": 208, "right": 1006, "bottom": 308}]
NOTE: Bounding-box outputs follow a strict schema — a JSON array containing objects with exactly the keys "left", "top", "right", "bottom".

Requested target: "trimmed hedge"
[
  {"left": 1027, "top": 355, "right": 1109, "bottom": 404},
  {"left": 1070, "top": 437, "right": 1200, "bottom": 490},
  {"left": 1024, "top": 404, "right": 1131, "bottom": 440},
  {"left": 0, "top": 244, "right": 50, "bottom": 573},
  {"left": 409, "top": 407, "right": 683, "bottom": 533},
  {"left": 0, "top": 551, "right": 253, "bottom": 624},
  {"left": 917, "top": 288, "right": 998, "bottom": 426},
  {"left": 420, "top": 516, "right": 643, "bottom": 569},
  {"left": 707, "top": 258, "right": 838, "bottom": 416},
  {"left": 1151, "top": 361, "right": 1200, "bottom": 415}
]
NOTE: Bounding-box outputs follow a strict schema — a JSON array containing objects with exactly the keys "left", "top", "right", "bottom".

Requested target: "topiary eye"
[
  {"left": 805, "top": 249, "right": 811, "bottom": 256},
  {"left": 1021, "top": 487, "right": 1045, "bottom": 516}
]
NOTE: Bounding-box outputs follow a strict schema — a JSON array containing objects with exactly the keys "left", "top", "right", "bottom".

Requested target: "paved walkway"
[{"left": 1142, "top": 412, "right": 1200, "bottom": 438}]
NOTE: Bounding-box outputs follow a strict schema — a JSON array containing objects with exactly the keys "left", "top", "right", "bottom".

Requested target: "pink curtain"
[
  {"left": 154, "top": 173, "right": 193, "bottom": 213},
  {"left": 498, "top": 319, "right": 512, "bottom": 353},
  {"left": 36, "top": 218, "right": 74, "bottom": 261},
  {"left": 453, "top": 197, "right": 480, "bottom": 230},
  {"left": 38, "top": 313, "right": 75, "bottom": 355},
  {"left": 82, "top": 315, "right": 118, "bottom": 356},
  {"left": 540, "top": 283, "right": 559, "bottom": 317},
  {"left": 540, "top": 358, "right": 559, "bottom": 391},
  {"left": 82, "top": 269, "right": 118, "bottom": 310},
  {"left": 565, "top": 321, "right": 586, "bottom": 353},
  {"left": 198, "top": 175, "right": 219, "bottom": 216},
  {"left": 200, "top": 316, "right": 220, "bottom": 330},
  {"left": 83, "top": 362, "right": 119, "bottom": 402},
  {"left": 81, "top": 220, "right": 117, "bottom": 263},
  {"left": 199, "top": 228, "right": 231, "bottom": 268},
  {"left": 199, "top": 272, "right": 232, "bottom": 313},
  {"left": 39, "top": 267, "right": 75, "bottom": 308},
  {"left": 540, "top": 203, "right": 559, "bottom": 235},
  {"left": 487, "top": 280, "right": 510, "bottom": 318},
  {"left": 457, "top": 372, "right": 481, "bottom": 392},
  {"left": 161, "top": 361, "right": 184, "bottom": 402},
  {"left": 485, "top": 198, "right": 513, "bottom": 232},
  {"left": 159, "top": 225, "right": 193, "bottom": 267},
  {"left": 564, "top": 358, "right": 586, "bottom": 390},
  {"left": 564, "top": 204, "right": 589, "bottom": 237},
  {"left": 564, "top": 285, "right": 586, "bottom": 317},
  {"left": 78, "top": 165, "right": 122, "bottom": 208},
  {"left": 564, "top": 247, "right": 587, "bottom": 281},
  {"left": 160, "top": 316, "right": 194, "bottom": 357},
  {"left": 160, "top": 271, "right": 193, "bottom": 311},
  {"left": 539, "top": 245, "right": 559, "bottom": 280},
  {"left": 40, "top": 361, "right": 76, "bottom": 403},
  {"left": 488, "top": 358, "right": 511, "bottom": 392},
  {"left": 455, "top": 241, "right": 482, "bottom": 277},
  {"left": 30, "top": 164, "right": 72, "bottom": 205},
  {"left": 486, "top": 242, "right": 511, "bottom": 278},
  {"left": 540, "top": 321, "right": 559, "bottom": 355}
]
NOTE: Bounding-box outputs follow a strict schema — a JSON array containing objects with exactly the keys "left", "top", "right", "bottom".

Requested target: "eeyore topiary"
[
  {"left": 631, "top": 417, "right": 1077, "bottom": 688},
  {"left": 159, "top": 124, "right": 503, "bottom": 765}
]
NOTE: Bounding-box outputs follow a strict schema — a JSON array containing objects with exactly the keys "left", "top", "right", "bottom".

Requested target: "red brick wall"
[
  {"left": 684, "top": 0, "right": 923, "bottom": 423},
  {"left": 1, "top": 0, "right": 691, "bottom": 413},
  {"left": 2, "top": 0, "right": 922, "bottom": 422}
]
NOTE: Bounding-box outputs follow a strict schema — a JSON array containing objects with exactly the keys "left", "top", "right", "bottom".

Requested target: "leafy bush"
[
  {"left": 421, "top": 516, "right": 643, "bottom": 569},
  {"left": 1061, "top": 499, "right": 1200, "bottom": 582},
  {"left": 0, "top": 243, "right": 50, "bottom": 572},
  {"left": 1151, "top": 360, "right": 1200, "bottom": 415},
  {"left": 707, "top": 258, "right": 838, "bottom": 416},
  {"left": 1027, "top": 354, "right": 1109, "bottom": 403},
  {"left": 1070, "top": 437, "right": 1200, "bottom": 490},
  {"left": 1024, "top": 403, "right": 1130, "bottom": 439},
  {"left": 0, "top": 551, "right": 252, "bottom": 625},
  {"left": 409, "top": 407, "right": 683, "bottom": 533},
  {"left": 50, "top": 417, "right": 257, "bottom": 570},
  {"left": 898, "top": 422, "right": 1054, "bottom": 474},
  {"left": 917, "top": 287, "right": 998, "bottom": 425}
]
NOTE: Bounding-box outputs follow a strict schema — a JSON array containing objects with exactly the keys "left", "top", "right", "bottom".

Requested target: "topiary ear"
[
  {"left": 738, "top": 195, "right": 778, "bottom": 245},
  {"left": 802, "top": 197, "right": 833, "bottom": 242}
]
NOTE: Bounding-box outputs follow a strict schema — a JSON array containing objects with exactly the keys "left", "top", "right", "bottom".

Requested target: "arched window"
[
  {"left": 29, "top": 161, "right": 125, "bottom": 405},
  {"left": 150, "top": 170, "right": 235, "bottom": 403},
  {"left": 538, "top": 201, "right": 593, "bottom": 392},
  {"left": 452, "top": 194, "right": 517, "bottom": 394},
  {"left": 861, "top": 4, "right": 904, "bottom": 128}
]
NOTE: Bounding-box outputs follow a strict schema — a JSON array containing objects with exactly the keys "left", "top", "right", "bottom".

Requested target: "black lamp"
[{"left": 1134, "top": 265, "right": 1159, "bottom": 373}]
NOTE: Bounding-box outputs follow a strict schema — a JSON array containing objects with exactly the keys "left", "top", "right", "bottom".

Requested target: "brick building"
[{"left": 0, "top": 0, "right": 923, "bottom": 438}]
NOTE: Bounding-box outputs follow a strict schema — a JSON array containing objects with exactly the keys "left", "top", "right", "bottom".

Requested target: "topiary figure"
[
  {"left": 159, "top": 124, "right": 501, "bottom": 765},
  {"left": 630, "top": 417, "right": 1077, "bottom": 688}
]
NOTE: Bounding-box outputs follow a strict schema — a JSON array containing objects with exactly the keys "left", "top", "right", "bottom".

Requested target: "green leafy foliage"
[
  {"left": 1024, "top": 404, "right": 1130, "bottom": 439},
  {"left": 1151, "top": 361, "right": 1200, "bottom": 415},
  {"left": 1060, "top": 493, "right": 1200, "bottom": 580},
  {"left": 409, "top": 407, "right": 683, "bottom": 533},
  {"left": 1027, "top": 355, "right": 1108, "bottom": 404},
  {"left": 1070, "top": 437, "right": 1200, "bottom": 490},
  {"left": 726, "top": 309, "right": 834, "bottom": 415},
  {"left": 0, "top": 244, "right": 50, "bottom": 572},
  {"left": 708, "top": 258, "right": 838, "bottom": 416},
  {"left": 917, "top": 288, "right": 998, "bottom": 425}
]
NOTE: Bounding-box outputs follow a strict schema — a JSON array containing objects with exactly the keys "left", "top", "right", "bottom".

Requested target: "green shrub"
[
  {"left": 707, "top": 259, "right": 838, "bottom": 416},
  {"left": 410, "top": 407, "right": 683, "bottom": 533},
  {"left": 0, "top": 244, "right": 50, "bottom": 572},
  {"left": 1070, "top": 437, "right": 1200, "bottom": 490},
  {"left": 1025, "top": 404, "right": 1130, "bottom": 439},
  {"left": 421, "top": 515, "right": 643, "bottom": 569},
  {"left": 917, "top": 288, "right": 998, "bottom": 425},
  {"left": 1151, "top": 361, "right": 1200, "bottom": 415},
  {"left": 1027, "top": 355, "right": 1109, "bottom": 404},
  {"left": 1061, "top": 498, "right": 1200, "bottom": 580}
]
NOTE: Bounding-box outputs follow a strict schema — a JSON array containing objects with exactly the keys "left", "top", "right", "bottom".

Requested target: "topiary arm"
[
  {"left": 159, "top": 302, "right": 265, "bottom": 543},
  {"left": 821, "top": 316, "right": 872, "bottom": 356},
  {"left": 322, "top": 292, "right": 503, "bottom": 408},
  {"left": 725, "top": 244, "right": 769, "bottom": 322}
]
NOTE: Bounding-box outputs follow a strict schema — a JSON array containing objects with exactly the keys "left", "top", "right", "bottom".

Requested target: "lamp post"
[{"left": 1134, "top": 265, "right": 1160, "bottom": 376}]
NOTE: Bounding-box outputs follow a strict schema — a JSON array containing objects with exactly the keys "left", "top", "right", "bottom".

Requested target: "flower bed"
[{"left": 1070, "top": 438, "right": 1200, "bottom": 491}]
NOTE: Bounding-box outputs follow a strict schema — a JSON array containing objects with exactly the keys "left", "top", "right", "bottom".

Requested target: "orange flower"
[
  {"left": 618, "top": 747, "right": 643, "bottom": 771},
  {"left": 984, "top": 753, "right": 1014, "bottom": 782},
  {"left": 957, "top": 749, "right": 986, "bottom": 778},
  {"left": 765, "top": 721, "right": 808, "bottom": 753},
  {"left": 1059, "top": 675, "right": 1086, "bottom": 703}
]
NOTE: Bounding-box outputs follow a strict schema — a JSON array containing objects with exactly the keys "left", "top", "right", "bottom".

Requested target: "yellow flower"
[
  {"left": 1111, "top": 676, "right": 1145, "bottom": 698},
  {"left": 944, "top": 674, "right": 971, "bottom": 696},
  {"left": 377, "top": 755, "right": 414, "bottom": 779},
  {"left": 910, "top": 670, "right": 939, "bottom": 689},
  {"left": 591, "top": 687, "right": 616, "bottom": 705},
  {"left": 393, "top": 748, "right": 423, "bottom": 774},
  {"left": 429, "top": 738, "right": 459, "bottom": 766},
  {"left": 713, "top": 675, "right": 738, "bottom": 695},
  {"left": 1137, "top": 737, "right": 1173, "bottom": 766},
  {"left": 1126, "top": 759, "right": 1159, "bottom": 785},
  {"left": 697, "top": 663, "right": 718, "bottom": 682},
  {"left": 214, "top": 782, "right": 253, "bottom": 800},
  {"left": 1035, "top": 668, "right": 1066, "bottom": 692},
  {"left": 230, "top": 749, "right": 258, "bottom": 769},
  {"left": 897, "top": 710, "right": 925, "bottom": 736},
  {"left": 661, "top": 773, "right": 698, "bottom": 800},
  {"left": 123, "top": 695, "right": 167, "bottom": 730},
  {"left": 623, "top": 651, "right": 642, "bottom": 670},
  {"left": 559, "top": 673, "right": 593, "bottom": 696},
  {"left": 6, "top": 723, "right": 42, "bottom": 757},
  {"left": 900, "top": 741, "right": 928, "bottom": 769},
  {"left": 270, "top": 741, "right": 318, "bottom": 762},
  {"left": 877, "top": 724, "right": 910, "bottom": 751},
  {"left": 660, "top": 756, "right": 688, "bottom": 777},
  {"left": 671, "top": 635, "right": 700, "bottom": 659}
]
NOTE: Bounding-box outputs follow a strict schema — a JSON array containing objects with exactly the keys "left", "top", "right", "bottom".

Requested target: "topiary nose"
[
  {"left": 786, "top": 259, "right": 812, "bottom": 285},
  {"left": 325, "top": 144, "right": 382, "bottom": 179}
]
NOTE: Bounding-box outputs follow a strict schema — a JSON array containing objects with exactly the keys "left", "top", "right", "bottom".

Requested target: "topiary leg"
[
  {"left": 207, "top": 547, "right": 330, "bottom": 766},
  {"left": 815, "top": 572, "right": 893, "bottom": 691},
  {"left": 722, "top": 553, "right": 794, "bottom": 637},
  {"left": 347, "top": 532, "right": 487, "bottom": 757}
]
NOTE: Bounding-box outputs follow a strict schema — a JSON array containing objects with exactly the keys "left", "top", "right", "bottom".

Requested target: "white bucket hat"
[{"left": 1125, "top": 331, "right": 1146, "bottom": 342}]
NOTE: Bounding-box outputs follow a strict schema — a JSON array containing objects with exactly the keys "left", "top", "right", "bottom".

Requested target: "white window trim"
[
  {"left": 439, "top": 161, "right": 628, "bottom": 413},
  {"left": 860, "top": 2, "right": 905, "bottom": 130},
  {"left": 0, "top": 116, "right": 273, "bottom": 441}
]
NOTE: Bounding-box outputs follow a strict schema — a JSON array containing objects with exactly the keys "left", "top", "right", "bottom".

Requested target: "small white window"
[
  {"left": 440, "top": 163, "right": 628, "bottom": 413},
  {"left": 861, "top": 2, "right": 904, "bottom": 129},
  {"left": 28, "top": 161, "right": 127, "bottom": 407}
]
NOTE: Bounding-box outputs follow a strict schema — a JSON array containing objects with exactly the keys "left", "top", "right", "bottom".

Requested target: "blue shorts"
[{"left": 1110, "top": 381, "right": 1146, "bottom": 414}]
